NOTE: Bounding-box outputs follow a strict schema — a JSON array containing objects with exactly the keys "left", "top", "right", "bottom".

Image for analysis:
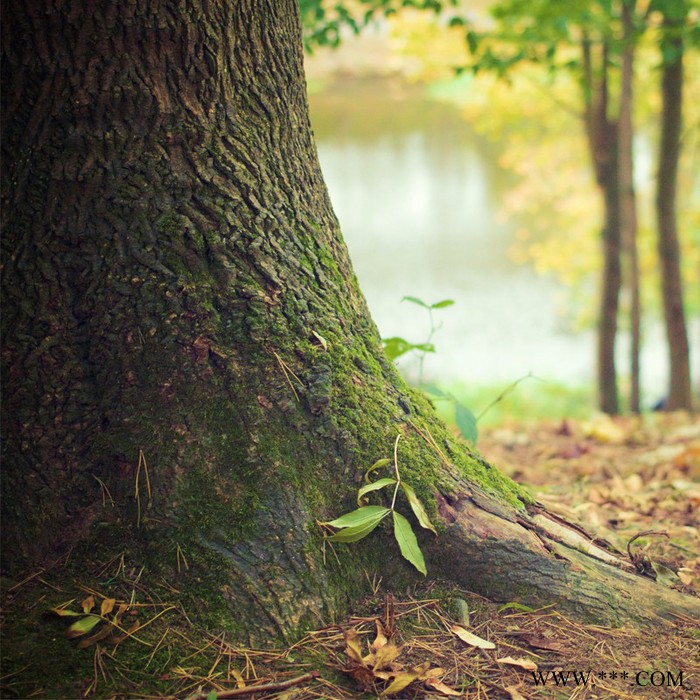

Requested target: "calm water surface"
[{"left": 308, "top": 77, "right": 685, "bottom": 397}]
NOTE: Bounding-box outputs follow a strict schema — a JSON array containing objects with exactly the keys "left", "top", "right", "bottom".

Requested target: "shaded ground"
[{"left": 1, "top": 413, "right": 698, "bottom": 699}]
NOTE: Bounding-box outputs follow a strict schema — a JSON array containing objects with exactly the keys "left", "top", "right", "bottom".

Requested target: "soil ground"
[{"left": 1, "top": 413, "right": 698, "bottom": 699}]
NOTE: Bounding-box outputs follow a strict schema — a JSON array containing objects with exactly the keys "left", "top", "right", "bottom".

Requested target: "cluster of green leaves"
[
  {"left": 299, "top": 0, "right": 455, "bottom": 51},
  {"left": 382, "top": 296, "right": 452, "bottom": 362},
  {"left": 457, "top": 0, "right": 700, "bottom": 83},
  {"left": 382, "top": 296, "right": 479, "bottom": 443},
  {"left": 320, "top": 438, "right": 436, "bottom": 574}
]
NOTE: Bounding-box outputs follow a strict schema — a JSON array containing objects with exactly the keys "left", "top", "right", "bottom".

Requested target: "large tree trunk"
[
  {"left": 2, "top": 0, "right": 698, "bottom": 645},
  {"left": 582, "top": 39, "right": 622, "bottom": 414},
  {"left": 656, "top": 8, "right": 692, "bottom": 411}
]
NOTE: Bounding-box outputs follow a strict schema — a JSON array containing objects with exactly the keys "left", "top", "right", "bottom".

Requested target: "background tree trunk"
[
  {"left": 619, "top": 0, "right": 641, "bottom": 413},
  {"left": 582, "top": 39, "right": 621, "bottom": 414},
  {"left": 2, "top": 0, "right": 699, "bottom": 645},
  {"left": 656, "top": 7, "right": 692, "bottom": 411}
]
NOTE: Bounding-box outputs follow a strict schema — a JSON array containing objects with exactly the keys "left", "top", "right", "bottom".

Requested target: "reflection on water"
[{"left": 308, "top": 77, "right": 680, "bottom": 395}]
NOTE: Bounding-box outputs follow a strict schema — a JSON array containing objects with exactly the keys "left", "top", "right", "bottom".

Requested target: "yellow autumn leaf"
[
  {"left": 372, "top": 619, "right": 388, "bottom": 652},
  {"left": 229, "top": 669, "right": 246, "bottom": 689},
  {"left": 344, "top": 629, "right": 364, "bottom": 663},
  {"left": 382, "top": 670, "right": 419, "bottom": 695},
  {"left": 81, "top": 595, "right": 95, "bottom": 614},
  {"left": 372, "top": 642, "right": 402, "bottom": 670},
  {"left": 450, "top": 624, "right": 496, "bottom": 649},
  {"left": 100, "top": 597, "right": 116, "bottom": 616}
]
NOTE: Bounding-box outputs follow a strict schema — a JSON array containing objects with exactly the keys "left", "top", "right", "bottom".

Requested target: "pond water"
[{"left": 308, "top": 77, "right": 689, "bottom": 399}]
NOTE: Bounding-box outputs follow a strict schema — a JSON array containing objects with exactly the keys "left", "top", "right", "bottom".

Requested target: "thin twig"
[
  {"left": 406, "top": 418, "right": 452, "bottom": 469},
  {"left": 7, "top": 569, "right": 46, "bottom": 591},
  {"left": 476, "top": 372, "right": 541, "bottom": 421},
  {"left": 272, "top": 350, "right": 303, "bottom": 401},
  {"left": 389, "top": 433, "right": 401, "bottom": 511},
  {"left": 188, "top": 671, "right": 320, "bottom": 699}
]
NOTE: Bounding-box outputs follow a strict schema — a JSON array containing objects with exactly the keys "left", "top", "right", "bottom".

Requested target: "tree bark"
[
  {"left": 2, "top": 0, "right": 698, "bottom": 645},
  {"left": 656, "top": 7, "right": 692, "bottom": 411},
  {"left": 582, "top": 39, "right": 621, "bottom": 414},
  {"left": 619, "top": 0, "right": 641, "bottom": 413}
]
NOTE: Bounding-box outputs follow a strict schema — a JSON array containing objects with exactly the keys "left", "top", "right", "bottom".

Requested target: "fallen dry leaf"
[
  {"left": 425, "top": 677, "right": 462, "bottom": 696},
  {"left": 497, "top": 656, "right": 538, "bottom": 671},
  {"left": 519, "top": 634, "right": 566, "bottom": 652},
  {"left": 505, "top": 685, "right": 529, "bottom": 700},
  {"left": 451, "top": 624, "right": 496, "bottom": 649}
]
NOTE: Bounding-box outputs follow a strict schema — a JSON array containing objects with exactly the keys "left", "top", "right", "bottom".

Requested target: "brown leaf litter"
[{"left": 1, "top": 413, "right": 698, "bottom": 699}]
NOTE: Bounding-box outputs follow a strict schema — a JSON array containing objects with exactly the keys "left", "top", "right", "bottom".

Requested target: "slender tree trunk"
[
  {"left": 582, "top": 39, "right": 621, "bottom": 414},
  {"left": 656, "top": 9, "right": 692, "bottom": 410},
  {"left": 2, "top": 0, "right": 699, "bottom": 646},
  {"left": 620, "top": 0, "right": 641, "bottom": 412}
]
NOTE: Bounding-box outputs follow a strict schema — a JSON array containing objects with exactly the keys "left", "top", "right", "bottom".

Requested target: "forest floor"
[{"left": 1, "top": 413, "right": 699, "bottom": 699}]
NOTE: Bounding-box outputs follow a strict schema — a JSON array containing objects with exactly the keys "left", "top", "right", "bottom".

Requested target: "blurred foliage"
[
  {"left": 302, "top": 0, "right": 699, "bottom": 324},
  {"left": 437, "top": 378, "right": 595, "bottom": 425},
  {"left": 299, "top": 0, "right": 453, "bottom": 51},
  {"left": 384, "top": 2, "right": 700, "bottom": 326}
]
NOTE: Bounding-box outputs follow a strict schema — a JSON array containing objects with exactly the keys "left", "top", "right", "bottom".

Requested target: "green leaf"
[
  {"left": 323, "top": 505, "right": 389, "bottom": 529},
  {"left": 411, "top": 342, "right": 435, "bottom": 354},
  {"left": 364, "top": 457, "right": 391, "bottom": 482},
  {"left": 497, "top": 602, "right": 535, "bottom": 614},
  {"left": 430, "top": 299, "right": 455, "bottom": 309},
  {"left": 328, "top": 510, "right": 389, "bottom": 542},
  {"left": 66, "top": 615, "right": 102, "bottom": 639},
  {"left": 382, "top": 337, "right": 435, "bottom": 360},
  {"left": 392, "top": 511, "right": 426, "bottom": 575},
  {"left": 206, "top": 692, "right": 218, "bottom": 700},
  {"left": 357, "top": 478, "right": 397, "bottom": 504},
  {"left": 401, "top": 295, "right": 429, "bottom": 309},
  {"left": 455, "top": 402, "right": 478, "bottom": 444},
  {"left": 51, "top": 606, "right": 82, "bottom": 617},
  {"left": 400, "top": 483, "right": 437, "bottom": 535},
  {"left": 382, "top": 337, "right": 415, "bottom": 360}
]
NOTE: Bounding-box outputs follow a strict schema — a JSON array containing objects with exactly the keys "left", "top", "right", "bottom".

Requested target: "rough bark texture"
[
  {"left": 656, "top": 11, "right": 692, "bottom": 411},
  {"left": 582, "top": 40, "right": 621, "bottom": 415},
  {"left": 2, "top": 0, "right": 699, "bottom": 645}
]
